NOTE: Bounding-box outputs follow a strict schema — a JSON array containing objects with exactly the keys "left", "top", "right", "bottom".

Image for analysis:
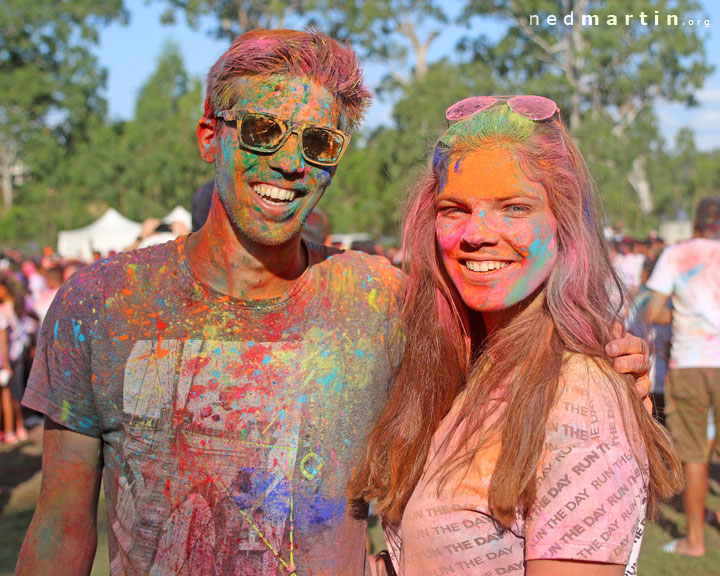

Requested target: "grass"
[{"left": 3, "top": 428, "right": 719, "bottom": 575}]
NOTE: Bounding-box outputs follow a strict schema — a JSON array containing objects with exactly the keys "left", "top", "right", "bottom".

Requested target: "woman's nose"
[{"left": 460, "top": 211, "right": 500, "bottom": 248}]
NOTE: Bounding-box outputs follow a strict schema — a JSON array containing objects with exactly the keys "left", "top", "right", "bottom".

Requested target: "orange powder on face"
[{"left": 440, "top": 147, "right": 526, "bottom": 202}]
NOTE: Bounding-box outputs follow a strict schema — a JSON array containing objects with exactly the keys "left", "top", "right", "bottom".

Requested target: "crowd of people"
[
  {"left": 0, "top": 249, "right": 91, "bottom": 444},
  {"left": 2, "top": 26, "right": 718, "bottom": 576}
]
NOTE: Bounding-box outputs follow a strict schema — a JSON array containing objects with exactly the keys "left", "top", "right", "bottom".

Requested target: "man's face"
[{"left": 210, "top": 75, "right": 339, "bottom": 247}]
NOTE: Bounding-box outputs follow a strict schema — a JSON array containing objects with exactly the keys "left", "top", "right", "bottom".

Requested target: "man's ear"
[{"left": 197, "top": 117, "right": 217, "bottom": 163}]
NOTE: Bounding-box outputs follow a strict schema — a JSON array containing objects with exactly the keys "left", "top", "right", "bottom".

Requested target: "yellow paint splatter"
[{"left": 367, "top": 288, "right": 379, "bottom": 312}]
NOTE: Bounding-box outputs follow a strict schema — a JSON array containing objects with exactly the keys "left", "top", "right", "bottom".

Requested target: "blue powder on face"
[{"left": 434, "top": 147, "right": 451, "bottom": 191}]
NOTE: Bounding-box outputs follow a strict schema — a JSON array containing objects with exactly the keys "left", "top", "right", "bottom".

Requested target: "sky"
[{"left": 98, "top": 1, "right": 720, "bottom": 150}]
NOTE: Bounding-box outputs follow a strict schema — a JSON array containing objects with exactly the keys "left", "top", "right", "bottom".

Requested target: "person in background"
[
  {"left": 191, "top": 180, "right": 215, "bottom": 232},
  {"left": 301, "top": 208, "right": 331, "bottom": 245},
  {"left": 33, "top": 265, "right": 64, "bottom": 326},
  {"left": 613, "top": 237, "right": 645, "bottom": 299},
  {"left": 627, "top": 256, "right": 672, "bottom": 425},
  {"left": 646, "top": 195, "right": 720, "bottom": 557},
  {"left": 0, "top": 273, "right": 34, "bottom": 444}
]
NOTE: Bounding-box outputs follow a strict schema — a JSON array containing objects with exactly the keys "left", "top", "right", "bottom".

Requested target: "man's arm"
[
  {"left": 646, "top": 290, "right": 672, "bottom": 325},
  {"left": 16, "top": 418, "right": 103, "bottom": 576}
]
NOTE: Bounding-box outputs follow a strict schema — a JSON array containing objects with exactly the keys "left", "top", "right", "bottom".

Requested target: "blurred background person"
[{"left": 646, "top": 195, "right": 720, "bottom": 557}]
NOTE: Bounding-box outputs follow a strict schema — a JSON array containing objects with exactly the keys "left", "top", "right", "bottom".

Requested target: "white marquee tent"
[
  {"left": 57, "top": 206, "right": 192, "bottom": 261},
  {"left": 57, "top": 208, "right": 141, "bottom": 261}
]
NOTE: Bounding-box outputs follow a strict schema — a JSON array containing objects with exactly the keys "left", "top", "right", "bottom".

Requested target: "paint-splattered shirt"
[
  {"left": 646, "top": 238, "right": 720, "bottom": 368},
  {"left": 386, "top": 355, "right": 648, "bottom": 576},
  {"left": 24, "top": 237, "right": 405, "bottom": 576}
]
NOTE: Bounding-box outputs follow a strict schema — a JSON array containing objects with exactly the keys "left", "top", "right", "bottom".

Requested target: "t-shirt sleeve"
[
  {"left": 524, "top": 358, "right": 648, "bottom": 565},
  {"left": 646, "top": 247, "right": 675, "bottom": 296},
  {"left": 22, "top": 269, "right": 102, "bottom": 438}
]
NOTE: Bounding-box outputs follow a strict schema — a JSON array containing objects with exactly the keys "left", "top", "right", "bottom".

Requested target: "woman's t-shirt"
[{"left": 387, "top": 355, "right": 648, "bottom": 576}]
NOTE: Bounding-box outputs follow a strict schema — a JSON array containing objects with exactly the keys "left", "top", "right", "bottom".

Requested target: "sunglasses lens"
[
  {"left": 240, "top": 113, "right": 284, "bottom": 149},
  {"left": 303, "top": 127, "right": 344, "bottom": 164},
  {"left": 445, "top": 96, "right": 497, "bottom": 122},
  {"left": 508, "top": 96, "right": 557, "bottom": 120}
]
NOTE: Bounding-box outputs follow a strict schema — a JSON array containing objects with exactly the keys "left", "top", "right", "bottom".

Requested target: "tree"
[
  {"left": 0, "top": 0, "right": 127, "bottom": 211},
  {"left": 319, "top": 0, "right": 449, "bottom": 84},
  {"left": 64, "top": 42, "right": 212, "bottom": 224},
  {"left": 461, "top": 0, "right": 713, "bottom": 213},
  {"left": 150, "top": 0, "right": 318, "bottom": 41}
]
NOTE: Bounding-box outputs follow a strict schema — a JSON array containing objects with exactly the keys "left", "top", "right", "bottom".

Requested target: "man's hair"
[
  {"left": 695, "top": 195, "right": 720, "bottom": 236},
  {"left": 204, "top": 28, "right": 371, "bottom": 131}
]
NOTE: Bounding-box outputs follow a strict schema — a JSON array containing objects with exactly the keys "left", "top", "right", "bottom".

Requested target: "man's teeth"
[
  {"left": 465, "top": 260, "right": 510, "bottom": 272},
  {"left": 254, "top": 184, "right": 296, "bottom": 202}
]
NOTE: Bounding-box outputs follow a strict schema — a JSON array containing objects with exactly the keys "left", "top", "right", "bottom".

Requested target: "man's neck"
[{"left": 186, "top": 201, "right": 308, "bottom": 300}]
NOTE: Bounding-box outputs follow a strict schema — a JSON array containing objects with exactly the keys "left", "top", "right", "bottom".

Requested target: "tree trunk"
[
  {"left": 627, "top": 155, "right": 653, "bottom": 214},
  {"left": 0, "top": 142, "right": 15, "bottom": 211}
]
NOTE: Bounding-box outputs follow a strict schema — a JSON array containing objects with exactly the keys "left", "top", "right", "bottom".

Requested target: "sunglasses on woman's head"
[
  {"left": 214, "top": 110, "right": 350, "bottom": 167},
  {"left": 445, "top": 95, "right": 560, "bottom": 123}
]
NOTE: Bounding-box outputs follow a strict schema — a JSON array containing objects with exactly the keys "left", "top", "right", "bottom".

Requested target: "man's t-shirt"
[
  {"left": 24, "top": 238, "right": 405, "bottom": 576},
  {"left": 387, "top": 355, "right": 648, "bottom": 576},
  {"left": 646, "top": 238, "right": 720, "bottom": 368}
]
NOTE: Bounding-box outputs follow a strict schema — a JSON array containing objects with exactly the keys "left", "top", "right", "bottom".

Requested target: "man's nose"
[{"left": 269, "top": 132, "right": 306, "bottom": 177}]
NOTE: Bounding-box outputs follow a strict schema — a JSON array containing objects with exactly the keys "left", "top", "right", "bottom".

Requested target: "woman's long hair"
[{"left": 348, "top": 106, "right": 682, "bottom": 526}]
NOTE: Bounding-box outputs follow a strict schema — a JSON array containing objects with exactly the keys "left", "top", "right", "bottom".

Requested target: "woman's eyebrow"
[{"left": 491, "top": 192, "right": 542, "bottom": 203}]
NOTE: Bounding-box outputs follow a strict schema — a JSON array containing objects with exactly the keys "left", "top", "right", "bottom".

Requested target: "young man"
[
  {"left": 17, "top": 29, "right": 650, "bottom": 576},
  {"left": 646, "top": 196, "right": 720, "bottom": 558}
]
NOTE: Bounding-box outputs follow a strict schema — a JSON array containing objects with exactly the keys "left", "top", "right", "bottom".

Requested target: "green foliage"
[
  {"left": 0, "top": 0, "right": 128, "bottom": 243},
  {"left": 149, "top": 0, "right": 319, "bottom": 40},
  {"left": 60, "top": 42, "right": 213, "bottom": 225},
  {"left": 2, "top": 40, "right": 212, "bottom": 247},
  {"left": 318, "top": 0, "right": 447, "bottom": 76},
  {"left": 0, "top": 0, "right": 127, "bottom": 142}
]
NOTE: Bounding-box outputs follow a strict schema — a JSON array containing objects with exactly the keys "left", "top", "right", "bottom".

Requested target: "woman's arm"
[{"left": 527, "top": 559, "right": 625, "bottom": 575}]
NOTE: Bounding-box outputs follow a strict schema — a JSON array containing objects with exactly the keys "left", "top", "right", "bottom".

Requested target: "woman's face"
[{"left": 435, "top": 146, "right": 558, "bottom": 314}]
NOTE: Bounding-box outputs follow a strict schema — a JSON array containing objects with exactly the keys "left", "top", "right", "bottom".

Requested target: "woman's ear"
[{"left": 197, "top": 117, "right": 217, "bottom": 163}]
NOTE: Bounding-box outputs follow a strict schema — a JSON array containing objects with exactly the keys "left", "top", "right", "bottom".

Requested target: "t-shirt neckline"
[{"left": 178, "top": 235, "right": 317, "bottom": 309}]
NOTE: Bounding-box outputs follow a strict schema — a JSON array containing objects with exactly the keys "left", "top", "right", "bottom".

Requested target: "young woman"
[{"left": 350, "top": 96, "right": 682, "bottom": 575}]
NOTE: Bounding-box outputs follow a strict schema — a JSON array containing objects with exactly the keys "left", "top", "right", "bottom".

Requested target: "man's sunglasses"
[
  {"left": 215, "top": 110, "right": 350, "bottom": 167},
  {"left": 445, "top": 95, "right": 560, "bottom": 123}
]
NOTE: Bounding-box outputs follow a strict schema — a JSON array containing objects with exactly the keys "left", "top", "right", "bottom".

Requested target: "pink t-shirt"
[{"left": 386, "top": 355, "right": 648, "bottom": 576}]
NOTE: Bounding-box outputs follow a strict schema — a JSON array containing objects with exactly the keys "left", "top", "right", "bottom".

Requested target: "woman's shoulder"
[
  {"left": 546, "top": 352, "right": 636, "bottom": 450},
  {"left": 558, "top": 352, "right": 627, "bottom": 400}
]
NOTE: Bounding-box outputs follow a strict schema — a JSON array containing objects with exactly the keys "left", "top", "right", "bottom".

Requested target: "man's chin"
[{"left": 234, "top": 222, "right": 304, "bottom": 249}]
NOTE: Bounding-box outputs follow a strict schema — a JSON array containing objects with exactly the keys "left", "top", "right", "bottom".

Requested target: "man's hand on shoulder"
[{"left": 605, "top": 322, "right": 653, "bottom": 412}]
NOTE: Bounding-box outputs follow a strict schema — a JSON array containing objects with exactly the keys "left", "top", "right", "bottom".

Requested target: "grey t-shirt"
[{"left": 24, "top": 238, "right": 405, "bottom": 576}]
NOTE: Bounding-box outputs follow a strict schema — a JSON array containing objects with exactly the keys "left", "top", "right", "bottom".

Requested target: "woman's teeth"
[{"left": 465, "top": 260, "right": 510, "bottom": 272}]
